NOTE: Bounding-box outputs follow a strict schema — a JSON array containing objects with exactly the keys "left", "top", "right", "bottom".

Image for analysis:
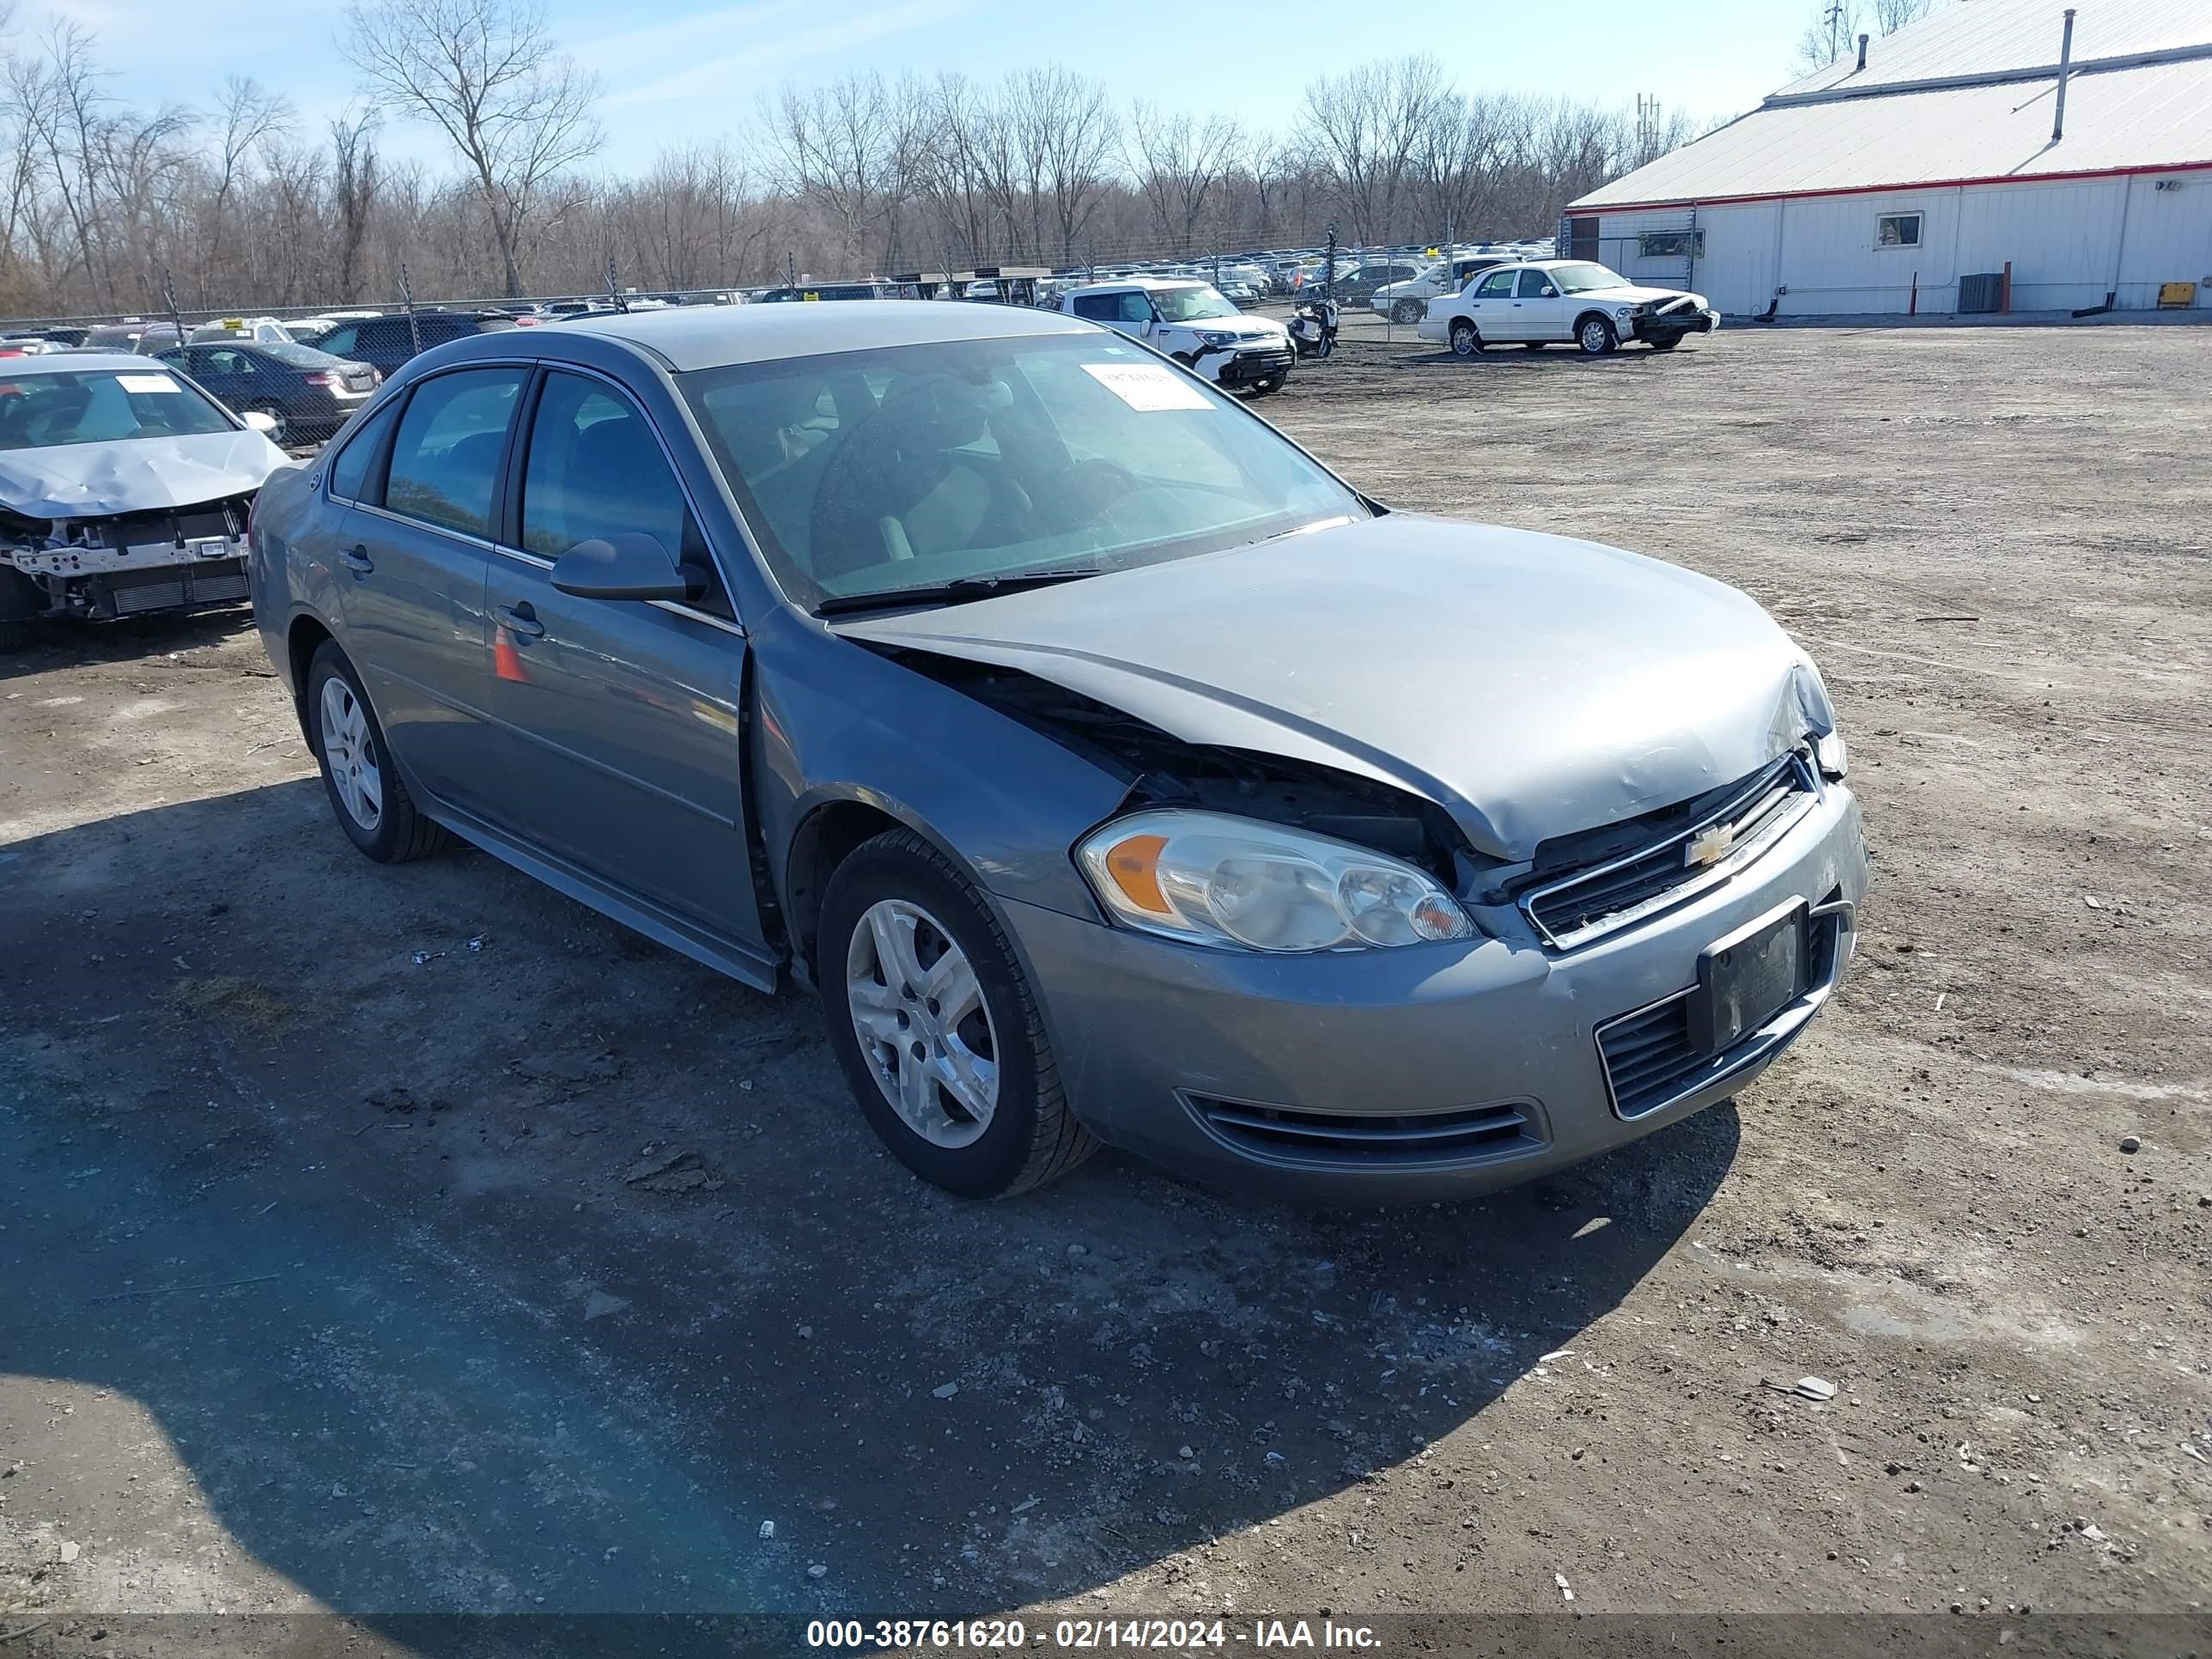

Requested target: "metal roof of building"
[
  {"left": 1574, "top": 0, "right": 2212, "bottom": 210},
  {"left": 1780, "top": 0, "right": 2211, "bottom": 95}
]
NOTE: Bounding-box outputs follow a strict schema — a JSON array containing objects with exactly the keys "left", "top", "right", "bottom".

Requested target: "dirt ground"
[{"left": 1, "top": 323, "right": 2208, "bottom": 1652}]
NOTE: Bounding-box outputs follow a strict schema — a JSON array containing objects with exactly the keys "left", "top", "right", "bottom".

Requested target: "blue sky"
[{"left": 38, "top": 0, "right": 1811, "bottom": 173}]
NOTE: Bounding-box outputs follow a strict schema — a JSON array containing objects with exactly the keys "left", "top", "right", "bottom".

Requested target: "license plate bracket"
[{"left": 1689, "top": 900, "right": 1808, "bottom": 1056}]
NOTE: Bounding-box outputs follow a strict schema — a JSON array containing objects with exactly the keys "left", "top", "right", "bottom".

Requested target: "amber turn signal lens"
[{"left": 1103, "top": 834, "right": 1172, "bottom": 915}]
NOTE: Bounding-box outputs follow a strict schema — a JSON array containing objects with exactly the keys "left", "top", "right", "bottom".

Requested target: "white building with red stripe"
[{"left": 1565, "top": 0, "right": 2212, "bottom": 318}]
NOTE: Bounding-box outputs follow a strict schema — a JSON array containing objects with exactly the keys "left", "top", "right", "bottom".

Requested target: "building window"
[
  {"left": 1876, "top": 212, "right": 1923, "bottom": 249},
  {"left": 1638, "top": 229, "right": 1704, "bottom": 258}
]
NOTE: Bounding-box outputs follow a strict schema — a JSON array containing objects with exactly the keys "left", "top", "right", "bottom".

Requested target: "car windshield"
[
  {"left": 1549, "top": 263, "right": 1630, "bottom": 294},
  {"left": 0, "top": 368, "right": 238, "bottom": 450},
  {"left": 1150, "top": 285, "right": 1239, "bottom": 323},
  {"left": 683, "top": 332, "right": 1364, "bottom": 610}
]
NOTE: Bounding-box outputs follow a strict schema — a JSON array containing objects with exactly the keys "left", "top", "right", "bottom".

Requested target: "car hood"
[
  {"left": 0, "top": 429, "right": 289, "bottom": 519},
  {"left": 1582, "top": 284, "right": 1711, "bottom": 309},
  {"left": 836, "top": 515, "right": 1834, "bottom": 861},
  {"left": 1180, "top": 315, "right": 1285, "bottom": 341}
]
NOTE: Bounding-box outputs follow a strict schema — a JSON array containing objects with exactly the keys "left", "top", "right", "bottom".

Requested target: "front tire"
[
  {"left": 820, "top": 830, "right": 1097, "bottom": 1199},
  {"left": 1390, "top": 299, "right": 1422, "bottom": 325},
  {"left": 305, "top": 641, "right": 453, "bottom": 863},
  {"left": 1449, "top": 319, "right": 1482, "bottom": 357},
  {"left": 1649, "top": 335, "right": 1680, "bottom": 351},
  {"left": 1577, "top": 315, "right": 1618, "bottom": 356}
]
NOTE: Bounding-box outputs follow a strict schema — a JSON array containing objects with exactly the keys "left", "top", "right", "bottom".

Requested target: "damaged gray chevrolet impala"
[{"left": 247, "top": 301, "right": 1867, "bottom": 1203}]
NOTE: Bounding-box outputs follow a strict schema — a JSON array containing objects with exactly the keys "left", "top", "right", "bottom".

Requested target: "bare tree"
[
  {"left": 1127, "top": 103, "right": 1240, "bottom": 255},
  {"left": 1796, "top": 0, "right": 1941, "bottom": 70},
  {"left": 1020, "top": 67, "right": 1116, "bottom": 266},
  {"left": 330, "top": 106, "right": 380, "bottom": 302},
  {"left": 198, "top": 76, "right": 292, "bottom": 299},
  {"left": 1303, "top": 56, "right": 1450, "bottom": 246},
  {"left": 342, "top": 0, "right": 601, "bottom": 295}
]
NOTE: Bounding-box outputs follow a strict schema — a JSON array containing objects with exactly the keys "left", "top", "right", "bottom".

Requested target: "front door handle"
[
  {"left": 496, "top": 603, "right": 545, "bottom": 639},
  {"left": 338, "top": 544, "right": 373, "bottom": 574}
]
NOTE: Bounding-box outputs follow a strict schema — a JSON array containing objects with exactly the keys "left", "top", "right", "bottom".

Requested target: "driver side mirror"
[
  {"left": 550, "top": 532, "right": 702, "bottom": 603},
  {"left": 240, "top": 410, "right": 279, "bottom": 435}
]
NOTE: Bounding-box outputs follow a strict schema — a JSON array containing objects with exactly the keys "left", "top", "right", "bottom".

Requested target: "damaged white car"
[
  {"left": 1058, "top": 278, "right": 1294, "bottom": 396},
  {"left": 1417, "top": 259, "right": 1720, "bottom": 356},
  {"left": 0, "top": 352, "right": 291, "bottom": 650}
]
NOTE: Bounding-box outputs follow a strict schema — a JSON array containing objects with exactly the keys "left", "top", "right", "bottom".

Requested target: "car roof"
[
  {"left": 549, "top": 298, "right": 1092, "bottom": 372},
  {"left": 0, "top": 350, "right": 162, "bottom": 375},
  {"left": 1063, "top": 276, "right": 1210, "bottom": 295}
]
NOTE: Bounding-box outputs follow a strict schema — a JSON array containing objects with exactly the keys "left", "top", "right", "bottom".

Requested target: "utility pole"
[{"left": 1824, "top": 0, "right": 1845, "bottom": 63}]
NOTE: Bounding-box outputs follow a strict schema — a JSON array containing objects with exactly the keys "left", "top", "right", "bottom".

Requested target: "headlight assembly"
[
  {"left": 1814, "top": 730, "right": 1848, "bottom": 779},
  {"left": 1077, "top": 810, "right": 1474, "bottom": 953},
  {"left": 1198, "top": 330, "right": 1237, "bottom": 348}
]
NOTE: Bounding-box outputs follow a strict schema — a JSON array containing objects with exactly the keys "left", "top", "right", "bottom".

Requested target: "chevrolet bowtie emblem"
[{"left": 1685, "top": 823, "right": 1735, "bottom": 868}]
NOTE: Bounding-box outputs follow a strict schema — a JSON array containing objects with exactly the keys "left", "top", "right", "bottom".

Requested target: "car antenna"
[
  {"left": 161, "top": 269, "right": 186, "bottom": 354},
  {"left": 606, "top": 253, "right": 629, "bottom": 315}
]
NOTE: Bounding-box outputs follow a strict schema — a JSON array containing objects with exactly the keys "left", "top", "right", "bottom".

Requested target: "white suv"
[
  {"left": 1416, "top": 259, "right": 1720, "bottom": 356},
  {"left": 1058, "top": 278, "right": 1294, "bottom": 396}
]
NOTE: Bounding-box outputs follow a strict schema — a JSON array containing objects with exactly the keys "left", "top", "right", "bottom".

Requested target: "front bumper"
[
  {"left": 1212, "top": 345, "right": 1295, "bottom": 387},
  {"left": 1000, "top": 780, "right": 1866, "bottom": 1204},
  {"left": 1634, "top": 306, "right": 1719, "bottom": 341}
]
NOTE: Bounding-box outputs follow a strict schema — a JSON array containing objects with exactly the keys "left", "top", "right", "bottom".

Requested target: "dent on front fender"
[{"left": 745, "top": 608, "right": 1132, "bottom": 926}]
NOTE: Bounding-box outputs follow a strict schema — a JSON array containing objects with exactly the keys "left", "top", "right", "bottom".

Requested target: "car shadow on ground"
[
  {"left": 1, "top": 782, "right": 1740, "bottom": 1650},
  {"left": 0, "top": 606, "right": 258, "bottom": 683}
]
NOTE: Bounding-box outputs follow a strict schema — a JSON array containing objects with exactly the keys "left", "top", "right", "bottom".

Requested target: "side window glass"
[
  {"left": 1478, "top": 271, "right": 1516, "bottom": 298},
  {"left": 1517, "top": 270, "right": 1555, "bottom": 299},
  {"left": 1071, "top": 295, "right": 1117, "bottom": 321},
  {"left": 381, "top": 369, "right": 524, "bottom": 537},
  {"left": 320, "top": 325, "right": 357, "bottom": 356},
  {"left": 522, "top": 374, "right": 685, "bottom": 558},
  {"left": 327, "top": 401, "right": 398, "bottom": 501},
  {"left": 1117, "top": 293, "right": 1152, "bottom": 324},
  {"left": 520, "top": 373, "right": 728, "bottom": 617}
]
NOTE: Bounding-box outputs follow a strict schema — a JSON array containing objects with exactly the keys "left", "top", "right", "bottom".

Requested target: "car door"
[
  {"left": 1464, "top": 268, "right": 1522, "bottom": 337},
  {"left": 1514, "top": 268, "right": 1568, "bottom": 340},
  {"left": 477, "top": 368, "right": 765, "bottom": 954},
  {"left": 167, "top": 347, "right": 241, "bottom": 411},
  {"left": 337, "top": 365, "right": 525, "bottom": 813}
]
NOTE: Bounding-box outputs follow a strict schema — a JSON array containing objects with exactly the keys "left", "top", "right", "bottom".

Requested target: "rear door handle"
[
  {"left": 339, "top": 544, "right": 373, "bottom": 574},
  {"left": 496, "top": 603, "right": 544, "bottom": 639}
]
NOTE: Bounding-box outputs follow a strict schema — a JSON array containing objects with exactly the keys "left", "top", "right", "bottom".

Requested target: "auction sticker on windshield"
[
  {"left": 117, "top": 374, "right": 182, "bottom": 394},
  {"left": 1083, "top": 362, "right": 1212, "bottom": 411}
]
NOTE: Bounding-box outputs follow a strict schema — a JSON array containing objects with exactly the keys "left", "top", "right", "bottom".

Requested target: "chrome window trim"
[
  {"left": 1521, "top": 754, "right": 1820, "bottom": 951},
  {"left": 486, "top": 538, "right": 747, "bottom": 638}
]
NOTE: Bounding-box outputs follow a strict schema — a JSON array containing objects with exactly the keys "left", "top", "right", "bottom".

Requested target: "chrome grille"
[
  {"left": 1190, "top": 1096, "right": 1540, "bottom": 1166},
  {"left": 1521, "top": 755, "right": 1818, "bottom": 950}
]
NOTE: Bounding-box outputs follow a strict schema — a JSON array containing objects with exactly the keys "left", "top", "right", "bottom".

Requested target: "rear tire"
[
  {"left": 819, "top": 830, "right": 1098, "bottom": 1199},
  {"left": 1650, "top": 335, "right": 1680, "bottom": 351},
  {"left": 1577, "top": 315, "right": 1618, "bottom": 356},
  {"left": 1449, "top": 319, "right": 1482, "bottom": 357},
  {"left": 305, "top": 641, "right": 453, "bottom": 864}
]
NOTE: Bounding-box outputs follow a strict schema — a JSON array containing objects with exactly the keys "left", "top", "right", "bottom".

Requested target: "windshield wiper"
[{"left": 815, "top": 568, "right": 1106, "bottom": 617}]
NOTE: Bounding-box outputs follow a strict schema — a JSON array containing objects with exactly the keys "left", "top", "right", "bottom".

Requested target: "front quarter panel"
[{"left": 747, "top": 606, "right": 1130, "bottom": 927}]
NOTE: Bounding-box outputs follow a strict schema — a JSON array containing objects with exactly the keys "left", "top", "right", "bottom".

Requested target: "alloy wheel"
[
  {"left": 319, "top": 676, "right": 383, "bottom": 830},
  {"left": 845, "top": 897, "right": 999, "bottom": 1149}
]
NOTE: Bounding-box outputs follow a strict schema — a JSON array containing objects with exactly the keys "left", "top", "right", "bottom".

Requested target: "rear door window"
[
  {"left": 1475, "top": 270, "right": 1518, "bottom": 298},
  {"left": 1070, "top": 294, "right": 1120, "bottom": 322},
  {"left": 380, "top": 369, "right": 525, "bottom": 538},
  {"left": 327, "top": 401, "right": 398, "bottom": 500}
]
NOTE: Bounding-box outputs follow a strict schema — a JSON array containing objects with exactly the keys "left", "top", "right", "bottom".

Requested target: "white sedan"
[{"left": 1417, "top": 259, "right": 1719, "bottom": 356}]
